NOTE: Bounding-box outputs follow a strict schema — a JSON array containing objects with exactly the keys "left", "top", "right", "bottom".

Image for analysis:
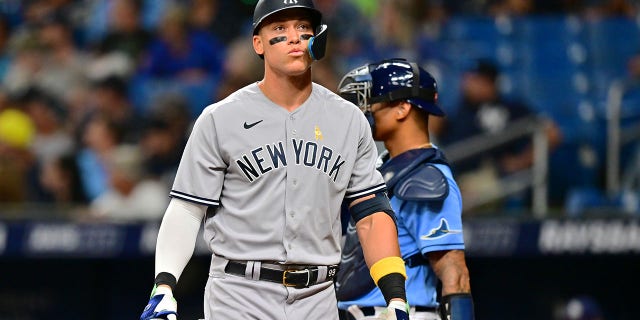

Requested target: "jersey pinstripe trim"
[
  {"left": 345, "top": 183, "right": 387, "bottom": 200},
  {"left": 169, "top": 190, "right": 220, "bottom": 206}
]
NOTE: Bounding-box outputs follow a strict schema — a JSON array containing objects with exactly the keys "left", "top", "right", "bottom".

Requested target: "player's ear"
[
  {"left": 395, "top": 102, "right": 411, "bottom": 120},
  {"left": 253, "top": 35, "right": 265, "bottom": 56}
]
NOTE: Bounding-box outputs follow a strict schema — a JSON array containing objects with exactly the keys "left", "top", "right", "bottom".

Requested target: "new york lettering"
[{"left": 236, "top": 139, "right": 345, "bottom": 182}]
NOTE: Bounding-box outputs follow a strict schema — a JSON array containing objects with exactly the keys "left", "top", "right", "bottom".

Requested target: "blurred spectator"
[
  {"left": 313, "top": 0, "right": 370, "bottom": 74},
  {"left": 433, "top": 59, "right": 562, "bottom": 213},
  {"left": 145, "top": 92, "right": 193, "bottom": 140},
  {"left": 0, "top": 15, "right": 12, "bottom": 81},
  {"left": 22, "top": 88, "right": 74, "bottom": 164},
  {"left": 62, "top": 84, "right": 92, "bottom": 141},
  {"left": 89, "top": 75, "right": 142, "bottom": 143},
  {"left": 2, "top": 27, "right": 45, "bottom": 97},
  {"left": 83, "top": 0, "right": 171, "bottom": 44},
  {"left": 20, "top": 88, "right": 75, "bottom": 201},
  {"left": 3, "top": 8, "right": 85, "bottom": 101},
  {"left": 312, "top": 56, "right": 341, "bottom": 92},
  {"left": 214, "top": 37, "right": 263, "bottom": 101},
  {"left": 188, "top": 0, "right": 252, "bottom": 45},
  {"left": 139, "top": 93, "right": 191, "bottom": 186},
  {"left": 99, "top": 0, "right": 151, "bottom": 61},
  {"left": 88, "top": 0, "right": 152, "bottom": 78},
  {"left": 34, "top": 11, "right": 88, "bottom": 101},
  {"left": 38, "top": 152, "right": 88, "bottom": 205},
  {"left": 139, "top": 2, "right": 225, "bottom": 81},
  {"left": 188, "top": 0, "right": 220, "bottom": 37},
  {"left": 89, "top": 144, "right": 169, "bottom": 221},
  {"left": 414, "top": 1, "right": 450, "bottom": 75},
  {"left": 368, "top": 0, "right": 420, "bottom": 62},
  {"left": 76, "top": 113, "right": 123, "bottom": 202}
]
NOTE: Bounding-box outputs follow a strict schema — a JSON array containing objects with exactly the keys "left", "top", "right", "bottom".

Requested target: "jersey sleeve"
[
  {"left": 344, "top": 111, "right": 386, "bottom": 201},
  {"left": 170, "top": 110, "right": 225, "bottom": 206},
  {"left": 400, "top": 170, "right": 466, "bottom": 254}
]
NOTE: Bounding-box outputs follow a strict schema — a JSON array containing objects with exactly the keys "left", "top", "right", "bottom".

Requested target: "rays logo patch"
[{"left": 420, "top": 218, "right": 461, "bottom": 240}]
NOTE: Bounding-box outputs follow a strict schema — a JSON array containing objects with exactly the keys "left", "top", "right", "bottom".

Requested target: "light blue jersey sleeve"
[{"left": 397, "top": 163, "right": 465, "bottom": 257}]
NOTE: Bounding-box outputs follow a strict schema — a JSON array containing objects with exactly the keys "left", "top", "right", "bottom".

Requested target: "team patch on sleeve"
[{"left": 420, "top": 218, "right": 461, "bottom": 240}]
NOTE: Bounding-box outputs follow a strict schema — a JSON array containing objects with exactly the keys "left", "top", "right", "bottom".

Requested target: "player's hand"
[
  {"left": 140, "top": 285, "right": 178, "bottom": 320},
  {"left": 377, "top": 300, "right": 409, "bottom": 320},
  {"left": 346, "top": 305, "right": 378, "bottom": 320}
]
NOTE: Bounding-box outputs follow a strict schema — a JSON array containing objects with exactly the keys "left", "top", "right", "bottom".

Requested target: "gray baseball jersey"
[{"left": 170, "top": 82, "right": 385, "bottom": 266}]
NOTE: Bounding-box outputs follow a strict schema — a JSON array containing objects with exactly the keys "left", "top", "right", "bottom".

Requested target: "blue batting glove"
[
  {"left": 379, "top": 300, "right": 409, "bottom": 320},
  {"left": 140, "top": 285, "right": 178, "bottom": 320}
]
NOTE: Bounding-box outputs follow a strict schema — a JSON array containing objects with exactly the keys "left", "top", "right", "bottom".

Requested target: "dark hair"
[{"left": 19, "top": 87, "right": 67, "bottom": 120}]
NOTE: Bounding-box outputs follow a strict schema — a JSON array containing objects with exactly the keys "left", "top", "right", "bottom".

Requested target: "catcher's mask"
[
  {"left": 338, "top": 58, "right": 444, "bottom": 133},
  {"left": 252, "top": 0, "right": 328, "bottom": 61}
]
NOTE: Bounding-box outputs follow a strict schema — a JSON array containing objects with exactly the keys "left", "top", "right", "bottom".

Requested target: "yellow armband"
[{"left": 369, "top": 256, "right": 407, "bottom": 285}]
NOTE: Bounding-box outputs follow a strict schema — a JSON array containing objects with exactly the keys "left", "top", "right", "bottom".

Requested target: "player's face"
[
  {"left": 253, "top": 9, "right": 314, "bottom": 76},
  {"left": 369, "top": 101, "right": 397, "bottom": 140}
]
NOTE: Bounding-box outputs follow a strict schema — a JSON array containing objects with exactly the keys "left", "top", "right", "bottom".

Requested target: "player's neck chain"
[{"left": 416, "top": 143, "right": 433, "bottom": 149}]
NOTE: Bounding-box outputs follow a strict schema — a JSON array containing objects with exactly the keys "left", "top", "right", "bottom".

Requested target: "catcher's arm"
[
  {"left": 429, "top": 250, "right": 475, "bottom": 320},
  {"left": 140, "top": 198, "right": 206, "bottom": 320}
]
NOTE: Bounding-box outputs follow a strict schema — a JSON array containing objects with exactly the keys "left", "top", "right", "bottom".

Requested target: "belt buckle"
[{"left": 282, "top": 269, "right": 311, "bottom": 288}]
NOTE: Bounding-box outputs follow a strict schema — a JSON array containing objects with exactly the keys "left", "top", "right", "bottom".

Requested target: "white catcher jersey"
[{"left": 170, "top": 82, "right": 386, "bottom": 265}]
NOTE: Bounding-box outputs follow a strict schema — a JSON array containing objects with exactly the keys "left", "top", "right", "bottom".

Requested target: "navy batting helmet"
[
  {"left": 252, "top": 0, "right": 322, "bottom": 35},
  {"left": 339, "top": 58, "right": 444, "bottom": 117},
  {"left": 252, "top": 0, "right": 327, "bottom": 60}
]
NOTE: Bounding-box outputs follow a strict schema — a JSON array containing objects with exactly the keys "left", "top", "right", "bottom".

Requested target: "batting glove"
[
  {"left": 378, "top": 300, "right": 410, "bottom": 320},
  {"left": 346, "top": 305, "right": 378, "bottom": 320},
  {"left": 140, "top": 285, "right": 178, "bottom": 320}
]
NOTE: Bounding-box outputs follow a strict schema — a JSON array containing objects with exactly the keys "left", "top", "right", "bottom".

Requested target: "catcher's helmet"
[
  {"left": 339, "top": 58, "right": 444, "bottom": 117},
  {"left": 252, "top": 0, "right": 327, "bottom": 60}
]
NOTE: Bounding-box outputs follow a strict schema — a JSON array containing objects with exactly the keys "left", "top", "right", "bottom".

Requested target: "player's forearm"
[
  {"left": 429, "top": 249, "right": 472, "bottom": 295},
  {"left": 356, "top": 212, "right": 401, "bottom": 267},
  {"left": 155, "top": 198, "right": 206, "bottom": 281},
  {"left": 357, "top": 212, "right": 408, "bottom": 305}
]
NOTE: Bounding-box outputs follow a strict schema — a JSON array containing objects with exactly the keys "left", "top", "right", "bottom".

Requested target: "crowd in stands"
[{"left": 0, "top": 0, "right": 639, "bottom": 221}]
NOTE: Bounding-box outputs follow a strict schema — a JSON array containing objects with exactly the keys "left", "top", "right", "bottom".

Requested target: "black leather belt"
[
  {"left": 224, "top": 261, "right": 339, "bottom": 288},
  {"left": 405, "top": 253, "right": 429, "bottom": 267},
  {"left": 359, "top": 306, "right": 437, "bottom": 316}
]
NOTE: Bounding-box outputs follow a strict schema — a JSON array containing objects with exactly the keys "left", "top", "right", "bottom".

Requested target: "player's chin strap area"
[{"left": 308, "top": 24, "right": 328, "bottom": 60}]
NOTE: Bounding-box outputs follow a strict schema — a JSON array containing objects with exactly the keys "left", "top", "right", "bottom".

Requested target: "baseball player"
[
  {"left": 335, "top": 59, "right": 475, "bottom": 320},
  {"left": 140, "top": 1, "right": 410, "bottom": 320}
]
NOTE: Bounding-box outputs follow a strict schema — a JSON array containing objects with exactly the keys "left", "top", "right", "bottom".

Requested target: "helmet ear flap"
[{"left": 308, "top": 24, "right": 328, "bottom": 60}]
